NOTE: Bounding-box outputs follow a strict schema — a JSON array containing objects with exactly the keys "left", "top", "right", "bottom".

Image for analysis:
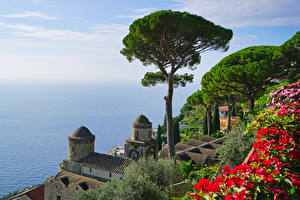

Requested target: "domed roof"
[
  {"left": 69, "top": 126, "right": 95, "bottom": 140},
  {"left": 134, "top": 115, "right": 151, "bottom": 124},
  {"left": 133, "top": 115, "right": 151, "bottom": 125}
]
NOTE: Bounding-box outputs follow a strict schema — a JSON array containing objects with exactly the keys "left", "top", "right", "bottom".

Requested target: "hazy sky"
[{"left": 0, "top": 0, "right": 299, "bottom": 85}]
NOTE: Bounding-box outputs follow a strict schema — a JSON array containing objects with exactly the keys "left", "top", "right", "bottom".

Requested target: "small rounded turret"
[
  {"left": 68, "top": 126, "right": 95, "bottom": 162},
  {"left": 131, "top": 115, "right": 152, "bottom": 141}
]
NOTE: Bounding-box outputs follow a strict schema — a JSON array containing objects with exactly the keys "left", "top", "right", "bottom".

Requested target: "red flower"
[
  {"left": 222, "top": 165, "right": 231, "bottom": 172},
  {"left": 262, "top": 159, "right": 272, "bottom": 166},
  {"left": 209, "top": 182, "right": 220, "bottom": 193},
  {"left": 194, "top": 179, "right": 210, "bottom": 191}
]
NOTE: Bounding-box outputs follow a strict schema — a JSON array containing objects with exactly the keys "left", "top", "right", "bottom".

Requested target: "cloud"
[
  {"left": 115, "top": 8, "right": 155, "bottom": 19},
  {"left": 92, "top": 24, "right": 128, "bottom": 34},
  {"left": 132, "top": 8, "right": 155, "bottom": 13},
  {"left": 172, "top": 0, "right": 300, "bottom": 27},
  {"left": 0, "top": 11, "right": 58, "bottom": 20},
  {"left": 0, "top": 22, "right": 127, "bottom": 41}
]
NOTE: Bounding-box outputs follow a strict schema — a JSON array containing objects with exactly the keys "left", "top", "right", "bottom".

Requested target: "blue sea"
[{"left": 0, "top": 82, "right": 197, "bottom": 197}]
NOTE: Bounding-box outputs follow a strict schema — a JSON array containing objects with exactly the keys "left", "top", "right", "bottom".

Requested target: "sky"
[{"left": 0, "top": 0, "right": 299, "bottom": 85}]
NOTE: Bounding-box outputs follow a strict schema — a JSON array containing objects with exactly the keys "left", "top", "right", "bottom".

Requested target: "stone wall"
[{"left": 82, "top": 166, "right": 123, "bottom": 181}]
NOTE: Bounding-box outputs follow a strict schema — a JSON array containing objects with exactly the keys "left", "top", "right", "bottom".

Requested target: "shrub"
[
  {"left": 189, "top": 81, "right": 300, "bottom": 200},
  {"left": 189, "top": 163, "right": 219, "bottom": 181},
  {"left": 218, "top": 117, "right": 256, "bottom": 167},
  {"left": 76, "top": 157, "right": 183, "bottom": 200}
]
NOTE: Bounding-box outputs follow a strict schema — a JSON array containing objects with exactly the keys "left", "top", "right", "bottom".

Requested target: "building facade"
[
  {"left": 124, "top": 115, "right": 158, "bottom": 160},
  {"left": 44, "top": 114, "right": 157, "bottom": 200}
]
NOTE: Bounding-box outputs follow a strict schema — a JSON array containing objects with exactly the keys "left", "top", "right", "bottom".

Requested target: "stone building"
[
  {"left": 44, "top": 126, "right": 133, "bottom": 200},
  {"left": 44, "top": 114, "right": 157, "bottom": 200},
  {"left": 124, "top": 115, "right": 158, "bottom": 160}
]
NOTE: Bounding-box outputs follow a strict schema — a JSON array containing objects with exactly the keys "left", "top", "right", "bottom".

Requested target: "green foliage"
[
  {"left": 204, "top": 46, "right": 288, "bottom": 111},
  {"left": 180, "top": 103, "right": 194, "bottom": 114},
  {"left": 142, "top": 72, "right": 194, "bottom": 88},
  {"left": 76, "top": 158, "right": 183, "bottom": 200},
  {"left": 120, "top": 173, "right": 169, "bottom": 200},
  {"left": 180, "top": 160, "right": 218, "bottom": 181},
  {"left": 180, "top": 159, "right": 193, "bottom": 178},
  {"left": 76, "top": 180, "right": 122, "bottom": 200},
  {"left": 218, "top": 117, "right": 256, "bottom": 167},
  {"left": 121, "top": 10, "right": 232, "bottom": 158},
  {"left": 187, "top": 91, "right": 206, "bottom": 107},
  {"left": 189, "top": 163, "right": 220, "bottom": 181},
  {"left": 123, "top": 157, "right": 183, "bottom": 196},
  {"left": 121, "top": 10, "right": 232, "bottom": 71},
  {"left": 180, "top": 124, "right": 204, "bottom": 142},
  {"left": 280, "top": 31, "right": 300, "bottom": 82}
]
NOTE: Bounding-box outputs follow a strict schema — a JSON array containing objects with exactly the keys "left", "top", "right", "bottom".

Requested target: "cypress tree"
[
  {"left": 157, "top": 125, "right": 162, "bottom": 151},
  {"left": 212, "top": 104, "right": 220, "bottom": 133},
  {"left": 202, "top": 112, "right": 208, "bottom": 135},
  {"left": 232, "top": 104, "right": 237, "bottom": 116},
  {"left": 173, "top": 119, "right": 180, "bottom": 145}
]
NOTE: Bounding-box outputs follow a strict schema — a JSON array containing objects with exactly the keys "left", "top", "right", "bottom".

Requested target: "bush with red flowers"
[{"left": 189, "top": 81, "right": 300, "bottom": 200}]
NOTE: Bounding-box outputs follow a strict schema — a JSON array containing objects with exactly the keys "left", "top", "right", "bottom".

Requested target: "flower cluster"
[
  {"left": 189, "top": 81, "right": 300, "bottom": 200},
  {"left": 269, "top": 81, "right": 300, "bottom": 107}
]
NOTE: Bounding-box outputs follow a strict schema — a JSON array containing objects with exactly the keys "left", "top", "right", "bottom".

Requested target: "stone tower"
[
  {"left": 68, "top": 126, "right": 95, "bottom": 162},
  {"left": 124, "top": 115, "right": 158, "bottom": 160}
]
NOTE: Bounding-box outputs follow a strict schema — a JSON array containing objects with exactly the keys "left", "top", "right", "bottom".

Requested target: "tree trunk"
[
  {"left": 249, "top": 98, "right": 255, "bottom": 112},
  {"left": 227, "top": 104, "right": 232, "bottom": 133},
  {"left": 207, "top": 105, "right": 212, "bottom": 137},
  {"left": 165, "top": 74, "right": 175, "bottom": 158}
]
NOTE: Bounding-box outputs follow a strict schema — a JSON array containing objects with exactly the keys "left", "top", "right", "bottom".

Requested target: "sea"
[{"left": 0, "top": 82, "right": 197, "bottom": 197}]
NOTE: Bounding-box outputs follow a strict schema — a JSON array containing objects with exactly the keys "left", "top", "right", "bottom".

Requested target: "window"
[
  {"left": 135, "top": 131, "right": 139, "bottom": 139},
  {"left": 79, "top": 182, "right": 89, "bottom": 191},
  {"left": 89, "top": 168, "right": 92, "bottom": 173},
  {"left": 57, "top": 195, "right": 61, "bottom": 200},
  {"left": 109, "top": 172, "right": 112, "bottom": 177},
  {"left": 61, "top": 177, "right": 69, "bottom": 186}
]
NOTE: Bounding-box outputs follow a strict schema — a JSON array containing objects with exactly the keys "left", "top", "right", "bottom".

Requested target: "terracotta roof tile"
[
  {"left": 219, "top": 106, "right": 229, "bottom": 111},
  {"left": 26, "top": 185, "right": 44, "bottom": 200},
  {"left": 81, "top": 152, "right": 133, "bottom": 174},
  {"left": 9, "top": 185, "right": 44, "bottom": 200}
]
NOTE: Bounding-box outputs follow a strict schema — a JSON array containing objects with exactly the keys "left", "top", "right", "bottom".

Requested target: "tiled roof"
[
  {"left": 81, "top": 152, "right": 133, "bottom": 174},
  {"left": 219, "top": 106, "right": 229, "bottom": 111},
  {"left": 184, "top": 152, "right": 208, "bottom": 166},
  {"left": 188, "top": 147, "right": 217, "bottom": 158},
  {"left": 26, "top": 185, "right": 44, "bottom": 200},
  {"left": 9, "top": 185, "right": 44, "bottom": 200},
  {"left": 175, "top": 143, "right": 192, "bottom": 151},
  {"left": 52, "top": 170, "right": 102, "bottom": 186},
  {"left": 186, "top": 139, "right": 205, "bottom": 146}
]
